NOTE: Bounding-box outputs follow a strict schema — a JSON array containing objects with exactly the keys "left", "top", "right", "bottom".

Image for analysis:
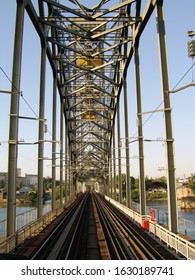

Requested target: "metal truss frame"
[{"left": 6, "top": 0, "right": 178, "bottom": 236}]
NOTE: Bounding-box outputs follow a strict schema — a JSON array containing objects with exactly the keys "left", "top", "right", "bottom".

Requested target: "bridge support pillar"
[
  {"left": 134, "top": 46, "right": 146, "bottom": 216},
  {"left": 37, "top": 46, "right": 46, "bottom": 218},
  {"left": 7, "top": 0, "right": 24, "bottom": 237},
  {"left": 117, "top": 102, "right": 122, "bottom": 204},
  {"left": 60, "top": 100, "right": 64, "bottom": 205},
  {"left": 123, "top": 77, "right": 131, "bottom": 208},
  {"left": 65, "top": 122, "right": 68, "bottom": 206},
  {"left": 52, "top": 76, "right": 57, "bottom": 210},
  {"left": 156, "top": 0, "right": 178, "bottom": 233},
  {"left": 112, "top": 126, "right": 117, "bottom": 200}
]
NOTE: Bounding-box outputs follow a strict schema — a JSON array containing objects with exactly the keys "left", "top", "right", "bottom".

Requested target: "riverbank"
[
  {"left": 0, "top": 199, "right": 7, "bottom": 204},
  {"left": 0, "top": 198, "right": 23, "bottom": 205},
  {"left": 181, "top": 196, "right": 195, "bottom": 209}
]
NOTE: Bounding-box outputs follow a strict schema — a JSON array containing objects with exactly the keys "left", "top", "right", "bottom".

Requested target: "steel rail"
[
  {"left": 92, "top": 193, "right": 138, "bottom": 259},
  {"left": 47, "top": 193, "right": 88, "bottom": 260},
  {"left": 31, "top": 193, "right": 88, "bottom": 259},
  {"left": 93, "top": 192, "right": 179, "bottom": 260},
  {"left": 62, "top": 194, "right": 90, "bottom": 259},
  {"left": 95, "top": 194, "right": 155, "bottom": 259}
]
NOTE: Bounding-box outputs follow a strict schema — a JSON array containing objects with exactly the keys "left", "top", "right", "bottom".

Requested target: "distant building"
[
  {"left": 25, "top": 173, "right": 38, "bottom": 186},
  {"left": 17, "top": 168, "right": 22, "bottom": 177},
  {"left": 0, "top": 171, "right": 38, "bottom": 188},
  {"left": 177, "top": 178, "right": 189, "bottom": 184}
]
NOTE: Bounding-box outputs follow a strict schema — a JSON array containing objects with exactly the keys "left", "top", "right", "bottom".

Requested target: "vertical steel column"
[
  {"left": 117, "top": 102, "right": 122, "bottom": 203},
  {"left": 156, "top": 0, "right": 178, "bottom": 233},
  {"left": 112, "top": 126, "right": 117, "bottom": 200},
  {"left": 52, "top": 76, "right": 57, "bottom": 210},
  {"left": 37, "top": 46, "right": 46, "bottom": 218},
  {"left": 7, "top": 0, "right": 24, "bottom": 237},
  {"left": 65, "top": 123, "right": 68, "bottom": 205},
  {"left": 60, "top": 101, "right": 64, "bottom": 205},
  {"left": 123, "top": 77, "right": 131, "bottom": 208},
  {"left": 109, "top": 150, "right": 112, "bottom": 197},
  {"left": 134, "top": 46, "right": 146, "bottom": 215},
  {"left": 69, "top": 148, "right": 72, "bottom": 200}
]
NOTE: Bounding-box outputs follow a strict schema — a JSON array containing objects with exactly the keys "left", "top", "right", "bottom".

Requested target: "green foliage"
[
  {"left": 189, "top": 174, "right": 195, "bottom": 194},
  {"left": 55, "top": 186, "right": 60, "bottom": 200},
  {"left": 145, "top": 176, "right": 167, "bottom": 190},
  {"left": 146, "top": 191, "right": 167, "bottom": 200},
  {"left": 152, "top": 181, "right": 167, "bottom": 189},
  {"left": 114, "top": 174, "right": 168, "bottom": 201},
  {"left": 145, "top": 177, "right": 154, "bottom": 190},
  {"left": 0, "top": 179, "right": 5, "bottom": 188},
  {"left": 131, "top": 189, "right": 139, "bottom": 200},
  {"left": 27, "top": 191, "right": 37, "bottom": 202},
  {"left": 17, "top": 180, "right": 23, "bottom": 190},
  {"left": 2, "top": 187, "right": 7, "bottom": 197},
  {"left": 43, "top": 176, "right": 52, "bottom": 190}
]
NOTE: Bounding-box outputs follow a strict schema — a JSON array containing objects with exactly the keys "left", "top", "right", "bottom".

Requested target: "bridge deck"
[{"left": 0, "top": 192, "right": 185, "bottom": 260}]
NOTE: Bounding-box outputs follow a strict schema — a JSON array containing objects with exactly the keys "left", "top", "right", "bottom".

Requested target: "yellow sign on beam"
[
  {"left": 82, "top": 112, "right": 96, "bottom": 119},
  {"left": 76, "top": 56, "right": 103, "bottom": 68}
]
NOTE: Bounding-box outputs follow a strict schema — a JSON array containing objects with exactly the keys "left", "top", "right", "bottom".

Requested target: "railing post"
[{"left": 15, "top": 231, "right": 18, "bottom": 251}]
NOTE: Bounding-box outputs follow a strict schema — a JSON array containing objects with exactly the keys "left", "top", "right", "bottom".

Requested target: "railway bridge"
[{"left": 0, "top": 0, "right": 195, "bottom": 260}]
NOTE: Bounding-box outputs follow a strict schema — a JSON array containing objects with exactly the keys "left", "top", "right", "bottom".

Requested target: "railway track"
[
  {"left": 10, "top": 191, "right": 182, "bottom": 260},
  {"left": 92, "top": 192, "right": 180, "bottom": 260}
]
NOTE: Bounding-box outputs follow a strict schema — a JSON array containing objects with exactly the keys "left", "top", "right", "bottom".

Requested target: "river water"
[
  {"left": 0, "top": 200, "right": 195, "bottom": 239},
  {"left": 0, "top": 202, "right": 52, "bottom": 236},
  {"left": 146, "top": 200, "right": 195, "bottom": 240}
]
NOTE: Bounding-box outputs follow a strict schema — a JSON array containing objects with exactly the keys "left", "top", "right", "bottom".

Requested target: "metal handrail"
[
  {"left": 0, "top": 206, "right": 64, "bottom": 253},
  {"left": 149, "top": 220, "right": 195, "bottom": 260},
  {"left": 0, "top": 207, "right": 37, "bottom": 236},
  {"left": 105, "top": 195, "right": 195, "bottom": 260}
]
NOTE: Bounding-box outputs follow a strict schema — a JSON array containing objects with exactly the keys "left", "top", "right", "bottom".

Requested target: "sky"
[{"left": 0, "top": 0, "right": 195, "bottom": 180}]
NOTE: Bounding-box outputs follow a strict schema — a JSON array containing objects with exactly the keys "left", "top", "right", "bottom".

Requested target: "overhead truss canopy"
[
  {"left": 6, "top": 0, "right": 179, "bottom": 236},
  {"left": 38, "top": 0, "right": 140, "bottom": 183}
]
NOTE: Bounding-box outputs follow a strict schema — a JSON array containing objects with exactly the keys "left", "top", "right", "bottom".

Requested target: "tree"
[
  {"left": 0, "top": 179, "right": 5, "bottom": 188},
  {"left": 28, "top": 191, "right": 37, "bottom": 203},
  {"left": 43, "top": 176, "right": 52, "bottom": 190},
  {"left": 130, "top": 176, "right": 136, "bottom": 189},
  {"left": 157, "top": 176, "right": 167, "bottom": 183},
  {"left": 55, "top": 186, "right": 60, "bottom": 200},
  {"left": 17, "top": 180, "right": 23, "bottom": 190},
  {"left": 152, "top": 181, "right": 167, "bottom": 189},
  {"left": 145, "top": 176, "right": 154, "bottom": 190},
  {"left": 189, "top": 174, "right": 195, "bottom": 194}
]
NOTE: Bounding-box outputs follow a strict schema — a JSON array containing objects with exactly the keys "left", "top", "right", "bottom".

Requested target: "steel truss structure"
[{"left": 6, "top": 0, "right": 178, "bottom": 237}]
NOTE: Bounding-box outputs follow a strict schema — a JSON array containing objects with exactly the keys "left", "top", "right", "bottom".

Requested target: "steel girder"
[
  {"left": 5, "top": 0, "right": 179, "bottom": 236},
  {"left": 38, "top": 0, "right": 140, "bottom": 186}
]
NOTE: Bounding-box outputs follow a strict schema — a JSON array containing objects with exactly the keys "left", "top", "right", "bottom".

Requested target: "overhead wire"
[
  {"left": 131, "top": 60, "right": 195, "bottom": 140},
  {"left": 0, "top": 65, "right": 57, "bottom": 140},
  {"left": 0, "top": 66, "right": 39, "bottom": 118}
]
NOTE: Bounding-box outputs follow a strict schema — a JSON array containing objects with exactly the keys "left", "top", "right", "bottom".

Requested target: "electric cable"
[
  {"left": 131, "top": 60, "right": 195, "bottom": 140},
  {"left": 0, "top": 65, "right": 56, "bottom": 141}
]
